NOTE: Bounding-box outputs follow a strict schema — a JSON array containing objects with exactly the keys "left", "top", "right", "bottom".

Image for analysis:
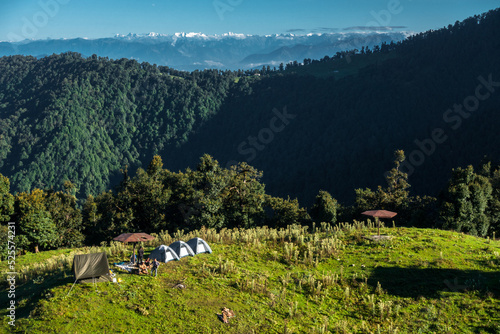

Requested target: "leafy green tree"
[
  {"left": 479, "top": 162, "right": 500, "bottom": 235},
  {"left": 383, "top": 150, "right": 411, "bottom": 209},
  {"left": 82, "top": 190, "right": 130, "bottom": 244},
  {"left": 355, "top": 150, "right": 410, "bottom": 212},
  {"left": 44, "top": 184, "right": 84, "bottom": 248},
  {"left": 0, "top": 173, "right": 14, "bottom": 223},
  {"left": 265, "top": 195, "right": 310, "bottom": 228},
  {"left": 439, "top": 165, "right": 492, "bottom": 236},
  {"left": 165, "top": 155, "right": 266, "bottom": 230},
  {"left": 0, "top": 225, "right": 8, "bottom": 260},
  {"left": 15, "top": 189, "right": 57, "bottom": 252},
  {"left": 222, "top": 162, "right": 266, "bottom": 228},
  {"left": 310, "top": 190, "right": 338, "bottom": 223},
  {"left": 354, "top": 187, "right": 379, "bottom": 212},
  {"left": 126, "top": 156, "right": 172, "bottom": 231}
]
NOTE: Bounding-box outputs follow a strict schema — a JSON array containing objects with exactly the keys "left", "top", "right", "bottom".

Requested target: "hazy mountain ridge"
[{"left": 0, "top": 32, "right": 408, "bottom": 71}]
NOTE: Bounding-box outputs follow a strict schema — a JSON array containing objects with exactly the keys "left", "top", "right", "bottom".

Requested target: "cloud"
[
  {"left": 286, "top": 27, "right": 340, "bottom": 34},
  {"left": 343, "top": 26, "right": 407, "bottom": 31},
  {"left": 311, "top": 27, "right": 339, "bottom": 33}
]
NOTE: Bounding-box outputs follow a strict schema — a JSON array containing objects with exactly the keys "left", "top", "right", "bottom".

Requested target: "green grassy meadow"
[{"left": 2, "top": 222, "right": 500, "bottom": 333}]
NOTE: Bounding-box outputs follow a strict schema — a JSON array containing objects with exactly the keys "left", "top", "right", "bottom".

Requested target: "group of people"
[{"left": 130, "top": 246, "right": 160, "bottom": 277}]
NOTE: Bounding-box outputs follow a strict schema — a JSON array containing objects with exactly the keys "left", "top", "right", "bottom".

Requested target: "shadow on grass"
[
  {"left": 367, "top": 266, "right": 500, "bottom": 298},
  {"left": 0, "top": 271, "right": 74, "bottom": 319}
]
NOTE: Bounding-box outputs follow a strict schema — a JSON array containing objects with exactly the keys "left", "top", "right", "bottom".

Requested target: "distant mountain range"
[{"left": 0, "top": 32, "right": 409, "bottom": 70}]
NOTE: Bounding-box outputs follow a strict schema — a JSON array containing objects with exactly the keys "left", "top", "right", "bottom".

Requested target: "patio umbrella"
[
  {"left": 113, "top": 233, "right": 155, "bottom": 243},
  {"left": 113, "top": 233, "right": 156, "bottom": 263},
  {"left": 361, "top": 210, "right": 397, "bottom": 236}
]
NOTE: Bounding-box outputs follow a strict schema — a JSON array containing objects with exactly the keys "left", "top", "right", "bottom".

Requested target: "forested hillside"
[
  {"left": 0, "top": 55, "right": 235, "bottom": 196},
  {"left": 166, "top": 9, "right": 500, "bottom": 205},
  {"left": 0, "top": 8, "right": 500, "bottom": 207}
]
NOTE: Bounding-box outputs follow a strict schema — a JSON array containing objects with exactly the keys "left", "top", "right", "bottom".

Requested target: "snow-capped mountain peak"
[{"left": 0, "top": 31, "right": 409, "bottom": 71}]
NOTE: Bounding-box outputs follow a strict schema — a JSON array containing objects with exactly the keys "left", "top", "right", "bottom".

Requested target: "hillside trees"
[
  {"left": 265, "top": 196, "right": 310, "bottom": 228},
  {"left": 353, "top": 150, "right": 441, "bottom": 226},
  {"left": 83, "top": 155, "right": 269, "bottom": 242},
  {"left": 439, "top": 163, "right": 499, "bottom": 236},
  {"left": 310, "top": 190, "right": 338, "bottom": 223},
  {"left": 221, "top": 161, "right": 267, "bottom": 228},
  {"left": 355, "top": 150, "right": 410, "bottom": 212},
  {"left": 15, "top": 189, "right": 57, "bottom": 253},
  {"left": 44, "top": 181, "right": 84, "bottom": 248},
  {"left": 12, "top": 181, "right": 85, "bottom": 252},
  {"left": 0, "top": 53, "right": 237, "bottom": 198},
  {"left": 483, "top": 163, "right": 500, "bottom": 234},
  {"left": 0, "top": 173, "right": 14, "bottom": 222}
]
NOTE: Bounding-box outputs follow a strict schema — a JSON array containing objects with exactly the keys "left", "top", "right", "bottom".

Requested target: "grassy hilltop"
[{"left": 2, "top": 222, "right": 500, "bottom": 333}]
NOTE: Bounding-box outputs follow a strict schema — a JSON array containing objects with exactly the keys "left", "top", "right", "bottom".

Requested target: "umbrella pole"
[
  {"left": 132, "top": 243, "right": 136, "bottom": 264},
  {"left": 377, "top": 218, "right": 380, "bottom": 236}
]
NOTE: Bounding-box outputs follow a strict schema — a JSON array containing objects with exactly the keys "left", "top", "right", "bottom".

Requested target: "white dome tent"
[
  {"left": 186, "top": 237, "right": 212, "bottom": 255},
  {"left": 169, "top": 241, "right": 195, "bottom": 258},
  {"left": 148, "top": 245, "right": 180, "bottom": 263}
]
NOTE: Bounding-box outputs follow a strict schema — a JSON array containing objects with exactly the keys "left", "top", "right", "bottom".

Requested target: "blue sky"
[{"left": 1, "top": 0, "right": 498, "bottom": 41}]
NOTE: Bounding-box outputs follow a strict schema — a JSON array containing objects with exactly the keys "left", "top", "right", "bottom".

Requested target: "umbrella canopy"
[
  {"left": 361, "top": 210, "right": 397, "bottom": 219},
  {"left": 361, "top": 210, "right": 397, "bottom": 236},
  {"left": 113, "top": 233, "right": 155, "bottom": 243}
]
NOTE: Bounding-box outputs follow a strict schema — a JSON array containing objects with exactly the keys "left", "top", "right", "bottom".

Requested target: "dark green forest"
[
  {"left": 167, "top": 9, "right": 500, "bottom": 206},
  {"left": 0, "top": 9, "right": 500, "bottom": 253},
  {"left": 0, "top": 54, "right": 236, "bottom": 197}
]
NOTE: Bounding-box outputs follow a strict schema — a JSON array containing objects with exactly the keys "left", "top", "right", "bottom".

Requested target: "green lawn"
[{"left": 2, "top": 223, "right": 500, "bottom": 333}]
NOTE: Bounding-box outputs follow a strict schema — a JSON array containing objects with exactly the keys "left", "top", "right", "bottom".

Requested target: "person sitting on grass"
[{"left": 151, "top": 258, "right": 160, "bottom": 277}]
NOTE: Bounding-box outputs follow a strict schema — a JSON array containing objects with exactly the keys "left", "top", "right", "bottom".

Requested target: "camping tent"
[
  {"left": 72, "top": 252, "right": 112, "bottom": 284},
  {"left": 148, "top": 245, "right": 180, "bottom": 263},
  {"left": 169, "top": 241, "right": 195, "bottom": 258},
  {"left": 186, "top": 237, "right": 212, "bottom": 255}
]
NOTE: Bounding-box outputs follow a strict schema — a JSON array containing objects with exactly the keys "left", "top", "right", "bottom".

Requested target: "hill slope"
[
  {"left": 165, "top": 9, "right": 500, "bottom": 205},
  {"left": 0, "top": 55, "right": 235, "bottom": 196},
  {"left": 1, "top": 224, "right": 500, "bottom": 333}
]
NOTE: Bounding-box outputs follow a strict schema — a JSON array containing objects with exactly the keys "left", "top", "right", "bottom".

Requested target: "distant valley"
[{"left": 0, "top": 31, "right": 408, "bottom": 71}]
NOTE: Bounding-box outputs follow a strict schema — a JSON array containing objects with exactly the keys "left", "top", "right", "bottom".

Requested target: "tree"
[
  {"left": 0, "top": 173, "right": 14, "bottom": 223},
  {"left": 355, "top": 150, "right": 410, "bottom": 212},
  {"left": 222, "top": 162, "right": 266, "bottom": 228},
  {"left": 310, "top": 190, "right": 338, "bottom": 223},
  {"left": 126, "top": 157, "right": 172, "bottom": 231},
  {"left": 15, "top": 189, "right": 57, "bottom": 253},
  {"left": 381, "top": 150, "right": 411, "bottom": 209},
  {"left": 482, "top": 163, "right": 500, "bottom": 235},
  {"left": 44, "top": 184, "right": 84, "bottom": 248},
  {"left": 439, "top": 165, "right": 492, "bottom": 236},
  {"left": 265, "top": 195, "right": 310, "bottom": 228}
]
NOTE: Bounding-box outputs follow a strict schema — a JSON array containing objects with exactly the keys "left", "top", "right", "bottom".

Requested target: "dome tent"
[
  {"left": 169, "top": 241, "right": 195, "bottom": 258},
  {"left": 148, "top": 245, "right": 180, "bottom": 263},
  {"left": 186, "top": 237, "right": 212, "bottom": 255}
]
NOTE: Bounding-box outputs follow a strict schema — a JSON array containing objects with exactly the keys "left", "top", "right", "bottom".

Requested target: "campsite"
[
  {"left": 1, "top": 224, "right": 500, "bottom": 333},
  {"left": 1, "top": 5, "right": 500, "bottom": 333}
]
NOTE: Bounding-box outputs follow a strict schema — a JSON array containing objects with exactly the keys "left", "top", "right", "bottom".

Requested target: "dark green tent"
[{"left": 72, "top": 252, "right": 112, "bottom": 283}]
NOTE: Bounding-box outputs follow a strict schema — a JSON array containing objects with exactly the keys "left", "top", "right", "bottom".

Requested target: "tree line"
[{"left": 1, "top": 151, "right": 499, "bottom": 256}]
